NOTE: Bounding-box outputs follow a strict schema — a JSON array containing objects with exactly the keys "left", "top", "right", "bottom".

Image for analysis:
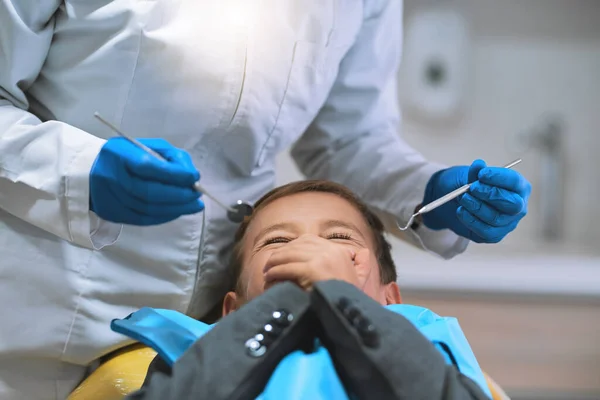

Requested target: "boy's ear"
[
  {"left": 222, "top": 291, "right": 240, "bottom": 317},
  {"left": 384, "top": 282, "right": 402, "bottom": 305}
]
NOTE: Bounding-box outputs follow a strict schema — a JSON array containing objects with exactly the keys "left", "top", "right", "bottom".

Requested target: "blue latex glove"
[
  {"left": 90, "top": 138, "right": 204, "bottom": 225},
  {"left": 421, "top": 159, "right": 531, "bottom": 243}
]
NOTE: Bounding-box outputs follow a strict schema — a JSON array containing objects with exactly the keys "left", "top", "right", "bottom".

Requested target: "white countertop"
[{"left": 390, "top": 238, "right": 600, "bottom": 297}]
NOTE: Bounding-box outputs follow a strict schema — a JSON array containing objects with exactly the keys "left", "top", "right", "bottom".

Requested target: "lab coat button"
[
  {"left": 256, "top": 330, "right": 276, "bottom": 347},
  {"left": 245, "top": 338, "right": 267, "bottom": 357},
  {"left": 356, "top": 317, "right": 379, "bottom": 348},
  {"left": 263, "top": 323, "right": 282, "bottom": 338},
  {"left": 342, "top": 306, "right": 361, "bottom": 324},
  {"left": 272, "top": 310, "right": 293, "bottom": 326},
  {"left": 336, "top": 297, "right": 352, "bottom": 312}
]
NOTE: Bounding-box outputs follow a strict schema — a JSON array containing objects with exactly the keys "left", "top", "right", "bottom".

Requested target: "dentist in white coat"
[{"left": 0, "top": 1, "right": 531, "bottom": 398}]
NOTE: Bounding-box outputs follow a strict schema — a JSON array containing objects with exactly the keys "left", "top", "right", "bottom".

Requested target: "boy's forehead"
[
  {"left": 244, "top": 192, "right": 369, "bottom": 237},
  {"left": 252, "top": 192, "right": 351, "bottom": 221}
]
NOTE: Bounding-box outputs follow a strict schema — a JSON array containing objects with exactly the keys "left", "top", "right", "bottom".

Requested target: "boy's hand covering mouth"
[{"left": 262, "top": 234, "right": 372, "bottom": 291}]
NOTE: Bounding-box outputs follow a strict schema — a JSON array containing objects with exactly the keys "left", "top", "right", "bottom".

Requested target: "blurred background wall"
[{"left": 276, "top": 1, "right": 600, "bottom": 398}]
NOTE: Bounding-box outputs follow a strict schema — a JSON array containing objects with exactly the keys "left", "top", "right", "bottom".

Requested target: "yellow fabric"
[
  {"left": 484, "top": 372, "right": 511, "bottom": 400},
  {"left": 69, "top": 344, "right": 510, "bottom": 400},
  {"left": 67, "top": 344, "right": 157, "bottom": 400}
]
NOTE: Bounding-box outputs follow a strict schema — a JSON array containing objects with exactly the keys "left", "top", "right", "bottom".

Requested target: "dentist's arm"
[
  {"left": 291, "top": 0, "right": 468, "bottom": 259},
  {"left": 293, "top": 0, "right": 530, "bottom": 256},
  {"left": 0, "top": 1, "right": 120, "bottom": 249},
  {"left": 0, "top": 1, "right": 202, "bottom": 249}
]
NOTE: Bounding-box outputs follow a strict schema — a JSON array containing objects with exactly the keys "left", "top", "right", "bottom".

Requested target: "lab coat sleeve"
[
  {"left": 290, "top": 0, "right": 469, "bottom": 259},
  {"left": 0, "top": 0, "right": 121, "bottom": 250}
]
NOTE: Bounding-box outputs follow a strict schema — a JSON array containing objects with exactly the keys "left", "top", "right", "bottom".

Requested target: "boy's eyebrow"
[
  {"left": 252, "top": 219, "right": 367, "bottom": 246},
  {"left": 253, "top": 222, "right": 298, "bottom": 246},
  {"left": 320, "top": 219, "right": 366, "bottom": 240}
]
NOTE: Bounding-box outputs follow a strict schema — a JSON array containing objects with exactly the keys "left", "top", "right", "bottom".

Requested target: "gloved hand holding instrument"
[
  {"left": 90, "top": 113, "right": 253, "bottom": 226},
  {"left": 89, "top": 133, "right": 204, "bottom": 226},
  {"left": 399, "top": 158, "right": 531, "bottom": 244}
]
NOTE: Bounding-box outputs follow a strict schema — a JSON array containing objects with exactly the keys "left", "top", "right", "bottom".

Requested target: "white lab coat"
[{"left": 0, "top": 1, "right": 468, "bottom": 398}]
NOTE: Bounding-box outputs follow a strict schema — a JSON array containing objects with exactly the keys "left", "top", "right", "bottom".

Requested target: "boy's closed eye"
[{"left": 260, "top": 232, "right": 354, "bottom": 247}]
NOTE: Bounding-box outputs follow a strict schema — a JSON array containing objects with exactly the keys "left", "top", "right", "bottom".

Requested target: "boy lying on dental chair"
[{"left": 72, "top": 180, "right": 509, "bottom": 400}]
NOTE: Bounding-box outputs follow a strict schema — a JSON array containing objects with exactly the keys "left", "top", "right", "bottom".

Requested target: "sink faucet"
[{"left": 516, "top": 116, "right": 565, "bottom": 241}]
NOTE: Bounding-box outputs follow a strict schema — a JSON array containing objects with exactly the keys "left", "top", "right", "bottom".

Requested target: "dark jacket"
[{"left": 127, "top": 281, "right": 489, "bottom": 400}]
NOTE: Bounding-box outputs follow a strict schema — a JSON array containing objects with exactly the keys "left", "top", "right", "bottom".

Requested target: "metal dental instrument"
[
  {"left": 94, "top": 112, "right": 254, "bottom": 223},
  {"left": 396, "top": 158, "right": 523, "bottom": 231}
]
